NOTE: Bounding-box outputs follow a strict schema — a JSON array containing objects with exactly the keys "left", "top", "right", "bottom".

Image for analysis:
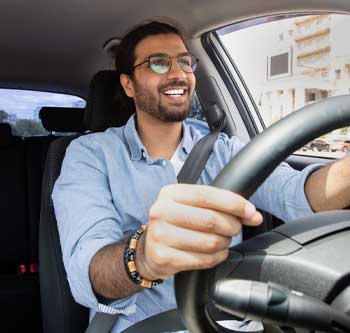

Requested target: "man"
[{"left": 52, "top": 21, "right": 350, "bottom": 332}]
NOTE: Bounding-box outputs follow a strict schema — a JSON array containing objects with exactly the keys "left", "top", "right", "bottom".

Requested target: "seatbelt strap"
[
  {"left": 86, "top": 115, "right": 225, "bottom": 333},
  {"left": 177, "top": 116, "right": 225, "bottom": 184},
  {"left": 86, "top": 312, "right": 119, "bottom": 333}
]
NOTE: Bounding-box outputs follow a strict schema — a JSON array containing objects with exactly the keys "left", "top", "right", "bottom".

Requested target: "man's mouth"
[{"left": 162, "top": 87, "right": 187, "bottom": 97}]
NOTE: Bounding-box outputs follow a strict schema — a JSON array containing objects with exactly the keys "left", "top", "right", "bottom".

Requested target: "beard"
[{"left": 133, "top": 79, "right": 193, "bottom": 122}]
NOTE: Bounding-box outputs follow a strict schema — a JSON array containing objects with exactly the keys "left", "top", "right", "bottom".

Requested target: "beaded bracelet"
[{"left": 123, "top": 224, "right": 163, "bottom": 288}]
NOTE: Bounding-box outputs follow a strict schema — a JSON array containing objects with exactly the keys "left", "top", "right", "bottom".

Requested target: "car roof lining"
[{"left": 0, "top": 0, "right": 349, "bottom": 97}]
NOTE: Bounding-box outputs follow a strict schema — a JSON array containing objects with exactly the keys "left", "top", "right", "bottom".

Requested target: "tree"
[
  {"left": 12, "top": 119, "right": 48, "bottom": 137},
  {"left": 0, "top": 110, "right": 8, "bottom": 123},
  {"left": 339, "top": 127, "right": 349, "bottom": 136}
]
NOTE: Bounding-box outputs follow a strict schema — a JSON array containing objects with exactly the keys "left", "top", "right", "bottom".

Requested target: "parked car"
[
  {"left": 330, "top": 138, "right": 350, "bottom": 152},
  {"left": 1, "top": 1, "right": 350, "bottom": 333},
  {"left": 310, "top": 139, "right": 330, "bottom": 152},
  {"left": 342, "top": 140, "right": 350, "bottom": 152},
  {"left": 302, "top": 139, "right": 330, "bottom": 152}
]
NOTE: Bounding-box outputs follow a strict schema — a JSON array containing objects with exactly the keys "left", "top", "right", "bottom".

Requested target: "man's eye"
[
  {"left": 151, "top": 58, "right": 169, "bottom": 67},
  {"left": 179, "top": 57, "right": 191, "bottom": 67}
]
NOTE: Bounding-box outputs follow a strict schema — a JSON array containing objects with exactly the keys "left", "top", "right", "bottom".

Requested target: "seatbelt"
[
  {"left": 86, "top": 312, "right": 121, "bottom": 333},
  {"left": 177, "top": 115, "right": 225, "bottom": 184}
]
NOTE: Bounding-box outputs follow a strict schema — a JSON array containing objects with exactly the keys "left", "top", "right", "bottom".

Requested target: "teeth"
[{"left": 163, "top": 89, "right": 184, "bottom": 95}]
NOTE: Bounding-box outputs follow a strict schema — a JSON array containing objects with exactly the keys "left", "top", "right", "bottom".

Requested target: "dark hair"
[
  {"left": 114, "top": 21, "right": 184, "bottom": 114},
  {"left": 115, "top": 21, "right": 183, "bottom": 75}
]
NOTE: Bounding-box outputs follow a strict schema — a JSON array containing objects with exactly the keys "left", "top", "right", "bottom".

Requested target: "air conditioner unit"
[{"left": 267, "top": 48, "right": 292, "bottom": 80}]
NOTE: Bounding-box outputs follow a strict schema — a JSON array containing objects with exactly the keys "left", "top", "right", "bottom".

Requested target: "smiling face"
[{"left": 120, "top": 33, "right": 196, "bottom": 122}]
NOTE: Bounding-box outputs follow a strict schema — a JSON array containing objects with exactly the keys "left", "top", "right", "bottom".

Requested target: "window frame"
[{"left": 201, "top": 32, "right": 264, "bottom": 140}]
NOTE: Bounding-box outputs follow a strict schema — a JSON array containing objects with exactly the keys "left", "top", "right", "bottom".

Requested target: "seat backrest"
[
  {"left": 28, "top": 107, "right": 85, "bottom": 266},
  {"left": 38, "top": 106, "right": 88, "bottom": 333},
  {"left": 40, "top": 135, "right": 88, "bottom": 333},
  {"left": 39, "top": 70, "right": 134, "bottom": 333}
]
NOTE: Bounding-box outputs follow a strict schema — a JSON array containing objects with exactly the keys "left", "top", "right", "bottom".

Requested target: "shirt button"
[
  {"left": 161, "top": 160, "right": 167, "bottom": 167},
  {"left": 142, "top": 151, "right": 146, "bottom": 159}
]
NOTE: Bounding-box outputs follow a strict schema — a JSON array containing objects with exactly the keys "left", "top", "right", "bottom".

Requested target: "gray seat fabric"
[{"left": 40, "top": 135, "right": 88, "bottom": 333}]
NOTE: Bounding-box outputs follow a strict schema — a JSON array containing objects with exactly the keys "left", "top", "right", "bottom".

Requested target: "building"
[{"left": 260, "top": 14, "right": 350, "bottom": 136}]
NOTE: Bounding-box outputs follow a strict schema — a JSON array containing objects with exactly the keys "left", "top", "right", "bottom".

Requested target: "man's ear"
[{"left": 120, "top": 74, "right": 135, "bottom": 98}]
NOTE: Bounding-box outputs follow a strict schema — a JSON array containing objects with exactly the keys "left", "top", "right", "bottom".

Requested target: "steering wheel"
[{"left": 174, "top": 95, "right": 350, "bottom": 332}]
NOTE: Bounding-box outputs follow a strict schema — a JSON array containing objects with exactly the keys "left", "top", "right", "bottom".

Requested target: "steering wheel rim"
[{"left": 174, "top": 95, "right": 350, "bottom": 332}]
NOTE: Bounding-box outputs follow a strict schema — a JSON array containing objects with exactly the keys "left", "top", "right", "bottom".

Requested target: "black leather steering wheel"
[{"left": 174, "top": 95, "right": 350, "bottom": 332}]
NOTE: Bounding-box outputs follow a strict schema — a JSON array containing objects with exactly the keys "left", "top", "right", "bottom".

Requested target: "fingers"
[
  {"left": 242, "top": 213, "right": 263, "bottom": 226},
  {"left": 150, "top": 220, "right": 232, "bottom": 253},
  {"left": 151, "top": 199, "right": 243, "bottom": 237},
  {"left": 144, "top": 244, "right": 229, "bottom": 279},
  {"left": 159, "top": 184, "right": 261, "bottom": 223}
]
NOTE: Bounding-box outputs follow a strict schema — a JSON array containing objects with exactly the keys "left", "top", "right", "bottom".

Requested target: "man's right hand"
[{"left": 136, "top": 184, "right": 263, "bottom": 281}]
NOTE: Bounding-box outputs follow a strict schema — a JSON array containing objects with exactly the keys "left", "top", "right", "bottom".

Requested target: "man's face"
[{"left": 124, "top": 33, "right": 196, "bottom": 122}]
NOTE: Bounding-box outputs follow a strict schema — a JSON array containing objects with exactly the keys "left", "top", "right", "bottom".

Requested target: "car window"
[
  {"left": 217, "top": 14, "right": 350, "bottom": 158},
  {"left": 0, "top": 89, "right": 86, "bottom": 137}
]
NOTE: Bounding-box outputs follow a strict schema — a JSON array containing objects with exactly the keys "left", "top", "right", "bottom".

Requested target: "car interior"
[{"left": 1, "top": 0, "right": 350, "bottom": 332}]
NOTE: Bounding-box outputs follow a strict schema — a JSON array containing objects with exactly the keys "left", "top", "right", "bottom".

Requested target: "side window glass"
[
  {"left": 217, "top": 14, "right": 350, "bottom": 158},
  {"left": 0, "top": 89, "right": 85, "bottom": 137},
  {"left": 189, "top": 92, "right": 206, "bottom": 121}
]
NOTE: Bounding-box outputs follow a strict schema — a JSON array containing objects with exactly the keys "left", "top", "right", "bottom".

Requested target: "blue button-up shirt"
[{"left": 53, "top": 115, "right": 319, "bottom": 332}]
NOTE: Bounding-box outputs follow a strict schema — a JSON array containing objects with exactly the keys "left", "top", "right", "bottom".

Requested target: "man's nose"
[{"left": 166, "top": 59, "right": 187, "bottom": 80}]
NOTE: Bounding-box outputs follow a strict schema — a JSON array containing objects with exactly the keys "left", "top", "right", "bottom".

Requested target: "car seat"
[{"left": 39, "top": 70, "right": 134, "bottom": 333}]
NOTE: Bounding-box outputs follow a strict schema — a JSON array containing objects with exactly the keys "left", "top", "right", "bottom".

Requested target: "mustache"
[{"left": 159, "top": 80, "right": 189, "bottom": 91}]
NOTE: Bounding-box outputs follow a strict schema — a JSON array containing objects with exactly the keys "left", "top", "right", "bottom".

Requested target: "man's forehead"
[{"left": 134, "top": 34, "right": 188, "bottom": 60}]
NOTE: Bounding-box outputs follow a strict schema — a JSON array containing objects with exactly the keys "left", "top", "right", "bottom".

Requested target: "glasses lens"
[
  {"left": 178, "top": 54, "right": 198, "bottom": 73},
  {"left": 149, "top": 57, "right": 171, "bottom": 74}
]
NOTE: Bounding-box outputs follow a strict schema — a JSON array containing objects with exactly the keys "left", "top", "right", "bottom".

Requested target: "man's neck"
[{"left": 135, "top": 111, "right": 183, "bottom": 160}]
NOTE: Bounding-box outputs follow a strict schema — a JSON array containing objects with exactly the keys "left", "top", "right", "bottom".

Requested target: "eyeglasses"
[{"left": 133, "top": 52, "right": 199, "bottom": 74}]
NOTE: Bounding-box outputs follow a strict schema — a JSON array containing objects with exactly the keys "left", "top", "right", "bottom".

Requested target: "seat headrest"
[
  {"left": 0, "top": 123, "right": 13, "bottom": 147},
  {"left": 84, "top": 70, "right": 134, "bottom": 132},
  {"left": 39, "top": 107, "right": 86, "bottom": 132}
]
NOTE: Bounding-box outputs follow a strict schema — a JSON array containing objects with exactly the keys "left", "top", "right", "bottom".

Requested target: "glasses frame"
[{"left": 133, "top": 52, "right": 199, "bottom": 74}]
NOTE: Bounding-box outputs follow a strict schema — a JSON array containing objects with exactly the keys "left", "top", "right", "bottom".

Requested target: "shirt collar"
[
  {"left": 124, "top": 114, "right": 147, "bottom": 161},
  {"left": 181, "top": 120, "right": 193, "bottom": 157},
  {"left": 124, "top": 114, "right": 195, "bottom": 161}
]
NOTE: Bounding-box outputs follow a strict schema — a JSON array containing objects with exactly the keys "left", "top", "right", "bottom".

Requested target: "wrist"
[
  {"left": 123, "top": 225, "right": 163, "bottom": 288},
  {"left": 135, "top": 230, "right": 160, "bottom": 281}
]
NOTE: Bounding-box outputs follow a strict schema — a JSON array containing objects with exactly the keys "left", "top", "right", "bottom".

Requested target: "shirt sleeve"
[
  {"left": 52, "top": 136, "right": 137, "bottom": 315},
  {"left": 250, "top": 162, "right": 322, "bottom": 222},
  {"left": 226, "top": 134, "right": 323, "bottom": 222}
]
